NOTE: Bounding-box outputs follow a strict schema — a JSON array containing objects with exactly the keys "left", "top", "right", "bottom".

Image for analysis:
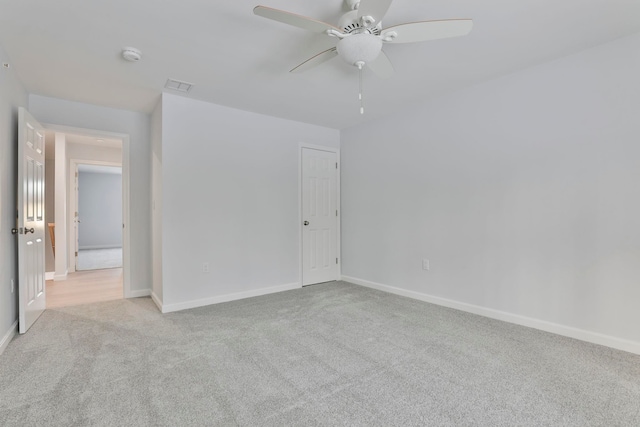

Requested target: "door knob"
[
  {"left": 303, "top": 221, "right": 309, "bottom": 226},
  {"left": 25, "top": 227, "right": 35, "bottom": 234}
]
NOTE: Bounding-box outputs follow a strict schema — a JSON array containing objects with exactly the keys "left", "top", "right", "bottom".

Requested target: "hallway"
[{"left": 46, "top": 268, "right": 123, "bottom": 308}]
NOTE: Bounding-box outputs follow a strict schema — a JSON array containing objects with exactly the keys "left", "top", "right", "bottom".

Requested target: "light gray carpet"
[
  {"left": 77, "top": 248, "right": 123, "bottom": 271},
  {"left": 1, "top": 282, "right": 639, "bottom": 426}
]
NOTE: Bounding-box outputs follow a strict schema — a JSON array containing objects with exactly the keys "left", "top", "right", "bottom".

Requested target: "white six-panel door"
[
  {"left": 17, "top": 108, "right": 46, "bottom": 334},
  {"left": 302, "top": 148, "right": 338, "bottom": 285}
]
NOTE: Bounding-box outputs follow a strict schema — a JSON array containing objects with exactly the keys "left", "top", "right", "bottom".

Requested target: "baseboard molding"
[
  {"left": 161, "top": 282, "right": 302, "bottom": 314},
  {"left": 79, "top": 245, "right": 122, "bottom": 250},
  {"left": 342, "top": 275, "right": 640, "bottom": 356},
  {"left": 45, "top": 271, "right": 54, "bottom": 281},
  {"left": 0, "top": 321, "right": 18, "bottom": 356},
  {"left": 127, "top": 289, "right": 151, "bottom": 298},
  {"left": 151, "top": 291, "right": 163, "bottom": 312},
  {"left": 53, "top": 272, "right": 68, "bottom": 281}
]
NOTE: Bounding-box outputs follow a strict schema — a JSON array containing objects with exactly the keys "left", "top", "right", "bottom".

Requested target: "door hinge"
[
  {"left": 336, "top": 162, "right": 338, "bottom": 169},
  {"left": 75, "top": 251, "right": 78, "bottom": 257},
  {"left": 336, "top": 210, "right": 338, "bottom": 217},
  {"left": 336, "top": 258, "right": 339, "bottom": 264}
]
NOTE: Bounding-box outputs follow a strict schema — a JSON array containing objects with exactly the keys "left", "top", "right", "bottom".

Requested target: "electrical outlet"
[
  {"left": 11, "top": 279, "right": 14, "bottom": 293},
  {"left": 202, "top": 262, "right": 210, "bottom": 273},
  {"left": 422, "top": 259, "right": 430, "bottom": 271}
]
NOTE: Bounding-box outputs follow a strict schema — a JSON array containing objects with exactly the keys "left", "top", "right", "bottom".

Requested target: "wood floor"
[{"left": 46, "top": 268, "right": 123, "bottom": 308}]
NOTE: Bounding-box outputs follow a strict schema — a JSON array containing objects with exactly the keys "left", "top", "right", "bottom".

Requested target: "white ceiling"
[
  {"left": 64, "top": 133, "right": 122, "bottom": 149},
  {"left": 1, "top": 0, "right": 638, "bottom": 129},
  {"left": 44, "top": 131, "right": 122, "bottom": 159}
]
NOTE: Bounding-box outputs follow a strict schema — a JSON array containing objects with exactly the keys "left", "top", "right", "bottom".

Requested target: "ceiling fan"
[{"left": 254, "top": 0, "right": 473, "bottom": 113}]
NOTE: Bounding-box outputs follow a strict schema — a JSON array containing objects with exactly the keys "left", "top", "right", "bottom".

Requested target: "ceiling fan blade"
[
  {"left": 381, "top": 19, "right": 473, "bottom": 43},
  {"left": 367, "top": 51, "right": 394, "bottom": 79},
  {"left": 254, "top": 6, "right": 341, "bottom": 33},
  {"left": 357, "top": 0, "right": 393, "bottom": 24},
  {"left": 290, "top": 48, "right": 338, "bottom": 73}
]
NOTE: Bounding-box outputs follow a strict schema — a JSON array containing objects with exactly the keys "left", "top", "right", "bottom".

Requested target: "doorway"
[
  {"left": 73, "top": 162, "right": 123, "bottom": 272},
  {"left": 300, "top": 145, "right": 341, "bottom": 286},
  {"left": 44, "top": 129, "right": 128, "bottom": 308}
]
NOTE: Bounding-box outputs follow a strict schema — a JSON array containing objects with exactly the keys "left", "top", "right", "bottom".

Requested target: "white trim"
[
  {"left": 336, "top": 150, "right": 341, "bottom": 279},
  {"left": 298, "top": 143, "right": 341, "bottom": 286},
  {"left": 151, "top": 291, "right": 163, "bottom": 312},
  {"left": 128, "top": 289, "right": 151, "bottom": 298},
  {"left": 0, "top": 321, "right": 18, "bottom": 356},
  {"left": 121, "top": 135, "right": 132, "bottom": 299},
  {"left": 53, "top": 133, "right": 68, "bottom": 285},
  {"left": 343, "top": 275, "right": 640, "bottom": 356},
  {"left": 45, "top": 271, "right": 54, "bottom": 280},
  {"left": 69, "top": 158, "right": 122, "bottom": 274},
  {"left": 44, "top": 124, "right": 126, "bottom": 141},
  {"left": 161, "top": 283, "right": 301, "bottom": 314}
]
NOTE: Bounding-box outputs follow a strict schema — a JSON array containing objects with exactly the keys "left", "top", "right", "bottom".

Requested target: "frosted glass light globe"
[{"left": 336, "top": 33, "right": 382, "bottom": 66}]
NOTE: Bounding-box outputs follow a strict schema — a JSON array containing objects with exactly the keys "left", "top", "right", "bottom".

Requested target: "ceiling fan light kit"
[
  {"left": 336, "top": 33, "right": 382, "bottom": 66},
  {"left": 254, "top": 0, "right": 473, "bottom": 114}
]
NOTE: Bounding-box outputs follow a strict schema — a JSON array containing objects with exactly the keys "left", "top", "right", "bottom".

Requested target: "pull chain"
[{"left": 356, "top": 61, "right": 365, "bottom": 115}]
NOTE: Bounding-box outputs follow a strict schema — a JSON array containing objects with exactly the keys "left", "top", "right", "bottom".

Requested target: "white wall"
[
  {"left": 160, "top": 93, "right": 339, "bottom": 309},
  {"left": 67, "top": 142, "right": 122, "bottom": 164},
  {"left": 341, "top": 33, "right": 640, "bottom": 348},
  {"left": 28, "top": 95, "right": 151, "bottom": 293},
  {"left": 78, "top": 171, "right": 122, "bottom": 249},
  {"left": 0, "top": 44, "right": 28, "bottom": 351}
]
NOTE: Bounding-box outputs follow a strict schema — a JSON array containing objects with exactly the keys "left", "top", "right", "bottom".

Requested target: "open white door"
[
  {"left": 17, "top": 108, "right": 46, "bottom": 333},
  {"left": 73, "top": 166, "right": 79, "bottom": 271},
  {"left": 301, "top": 147, "right": 339, "bottom": 285}
]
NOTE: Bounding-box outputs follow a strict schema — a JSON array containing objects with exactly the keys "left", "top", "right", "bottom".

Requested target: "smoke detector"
[{"left": 122, "top": 47, "right": 142, "bottom": 62}]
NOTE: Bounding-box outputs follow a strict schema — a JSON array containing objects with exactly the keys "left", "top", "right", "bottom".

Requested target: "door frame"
[
  {"left": 69, "top": 159, "right": 123, "bottom": 272},
  {"left": 45, "top": 124, "right": 132, "bottom": 298},
  {"left": 298, "top": 143, "right": 341, "bottom": 286}
]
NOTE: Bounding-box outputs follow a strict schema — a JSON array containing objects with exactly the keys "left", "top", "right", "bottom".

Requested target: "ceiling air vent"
[{"left": 165, "top": 79, "right": 193, "bottom": 93}]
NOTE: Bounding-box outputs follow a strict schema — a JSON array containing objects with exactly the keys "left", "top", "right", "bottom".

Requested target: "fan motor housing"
[
  {"left": 339, "top": 10, "right": 382, "bottom": 35},
  {"left": 345, "top": 0, "right": 360, "bottom": 10}
]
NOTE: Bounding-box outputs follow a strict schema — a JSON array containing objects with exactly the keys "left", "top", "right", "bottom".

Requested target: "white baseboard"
[
  {"left": 45, "top": 271, "right": 54, "bottom": 281},
  {"left": 161, "top": 282, "right": 301, "bottom": 314},
  {"left": 53, "top": 272, "right": 68, "bottom": 281},
  {"left": 0, "top": 321, "right": 18, "bottom": 356},
  {"left": 79, "top": 245, "right": 122, "bottom": 250},
  {"left": 151, "top": 291, "right": 162, "bottom": 312},
  {"left": 127, "top": 289, "right": 151, "bottom": 298},
  {"left": 342, "top": 275, "right": 640, "bottom": 356}
]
